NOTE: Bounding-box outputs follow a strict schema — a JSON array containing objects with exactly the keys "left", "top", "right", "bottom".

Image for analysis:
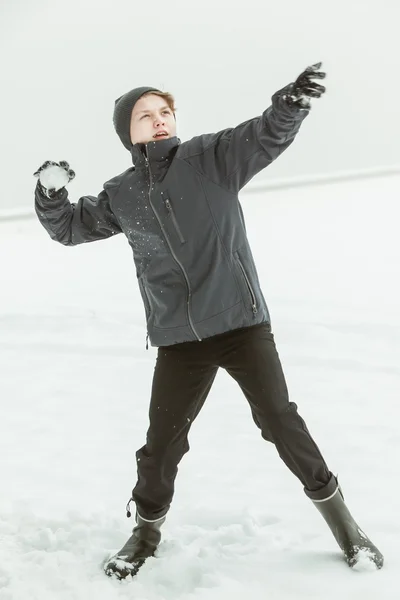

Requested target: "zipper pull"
[
  {"left": 143, "top": 146, "right": 149, "bottom": 166},
  {"left": 165, "top": 199, "right": 171, "bottom": 212},
  {"left": 252, "top": 304, "right": 258, "bottom": 315}
]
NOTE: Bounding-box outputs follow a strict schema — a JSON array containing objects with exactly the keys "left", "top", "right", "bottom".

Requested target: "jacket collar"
[{"left": 130, "top": 136, "right": 181, "bottom": 169}]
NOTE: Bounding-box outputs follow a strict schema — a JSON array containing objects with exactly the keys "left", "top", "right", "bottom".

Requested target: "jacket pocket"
[
  {"left": 164, "top": 198, "right": 186, "bottom": 244},
  {"left": 236, "top": 254, "right": 258, "bottom": 315}
]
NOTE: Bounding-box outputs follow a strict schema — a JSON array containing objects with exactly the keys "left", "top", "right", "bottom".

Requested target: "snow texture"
[{"left": 1, "top": 174, "right": 400, "bottom": 599}]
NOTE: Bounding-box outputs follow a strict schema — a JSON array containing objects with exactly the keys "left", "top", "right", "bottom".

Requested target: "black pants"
[{"left": 132, "top": 323, "right": 334, "bottom": 520}]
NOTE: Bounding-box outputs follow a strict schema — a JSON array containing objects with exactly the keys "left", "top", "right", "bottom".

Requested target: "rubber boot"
[
  {"left": 104, "top": 513, "right": 166, "bottom": 579},
  {"left": 311, "top": 484, "right": 384, "bottom": 569}
]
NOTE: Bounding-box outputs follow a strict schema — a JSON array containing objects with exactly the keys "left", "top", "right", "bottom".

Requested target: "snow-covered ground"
[{"left": 1, "top": 174, "right": 400, "bottom": 599}]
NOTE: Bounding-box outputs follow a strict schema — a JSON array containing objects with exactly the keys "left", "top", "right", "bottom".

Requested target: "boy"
[{"left": 34, "top": 63, "right": 383, "bottom": 578}]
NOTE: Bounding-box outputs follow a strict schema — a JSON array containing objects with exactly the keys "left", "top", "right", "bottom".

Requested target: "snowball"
[{"left": 39, "top": 165, "right": 69, "bottom": 191}]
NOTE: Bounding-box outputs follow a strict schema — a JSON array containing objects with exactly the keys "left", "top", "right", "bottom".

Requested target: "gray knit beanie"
[{"left": 113, "top": 86, "right": 161, "bottom": 150}]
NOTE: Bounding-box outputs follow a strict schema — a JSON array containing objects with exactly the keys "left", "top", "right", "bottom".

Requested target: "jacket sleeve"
[
  {"left": 34, "top": 182, "right": 122, "bottom": 246},
  {"left": 181, "top": 85, "right": 310, "bottom": 193}
]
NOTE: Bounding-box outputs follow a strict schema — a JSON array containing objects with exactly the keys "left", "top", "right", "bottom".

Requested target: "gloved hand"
[
  {"left": 33, "top": 160, "right": 75, "bottom": 198},
  {"left": 285, "top": 62, "right": 326, "bottom": 109}
]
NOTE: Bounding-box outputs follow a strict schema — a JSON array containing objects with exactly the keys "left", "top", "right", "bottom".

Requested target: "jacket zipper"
[
  {"left": 142, "top": 283, "right": 151, "bottom": 350},
  {"left": 142, "top": 283, "right": 151, "bottom": 316},
  {"left": 237, "top": 257, "right": 258, "bottom": 315},
  {"left": 165, "top": 199, "right": 185, "bottom": 244},
  {"left": 145, "top": 150, "right": 201, "bottom": 342}
]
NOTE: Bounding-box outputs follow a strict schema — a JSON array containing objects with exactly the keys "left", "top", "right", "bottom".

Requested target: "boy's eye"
[{"left": 140, "top": 110, "right": 171, "bottom": 120}]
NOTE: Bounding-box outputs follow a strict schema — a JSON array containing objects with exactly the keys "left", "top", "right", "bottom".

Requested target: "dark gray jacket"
[{"left": 35, "top": 85, "right": 309, "bottom": 347}]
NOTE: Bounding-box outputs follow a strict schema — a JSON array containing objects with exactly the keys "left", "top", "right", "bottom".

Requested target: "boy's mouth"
[{"left": 153, "top": 131, "right": 168, "bottom": 139}]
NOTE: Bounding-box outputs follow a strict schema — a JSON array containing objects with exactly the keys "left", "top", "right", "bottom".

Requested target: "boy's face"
[{"left": 130, "top": 94, "right": 177, "bottom": 145}]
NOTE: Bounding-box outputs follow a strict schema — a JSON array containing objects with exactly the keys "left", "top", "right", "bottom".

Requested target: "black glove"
[
  {"left": 286, "top": 62, "right": 326, "bottom": 109},
  {"left": 33, "top": 160, "right": 75, "bottom": 198}
]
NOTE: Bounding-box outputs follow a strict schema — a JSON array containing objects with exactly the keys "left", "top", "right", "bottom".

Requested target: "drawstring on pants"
[{"left": 126, "top": 497, "right": 134, "bottom": 518}]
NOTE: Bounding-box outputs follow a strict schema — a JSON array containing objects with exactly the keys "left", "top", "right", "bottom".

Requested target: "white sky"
[{"left": 1, "top": 0, "right": 399, "bottom": 211}]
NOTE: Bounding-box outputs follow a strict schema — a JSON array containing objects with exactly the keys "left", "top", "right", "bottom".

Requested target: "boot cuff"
[{"left": 304, "top": 472, "right": 338, "bottom": 501}]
